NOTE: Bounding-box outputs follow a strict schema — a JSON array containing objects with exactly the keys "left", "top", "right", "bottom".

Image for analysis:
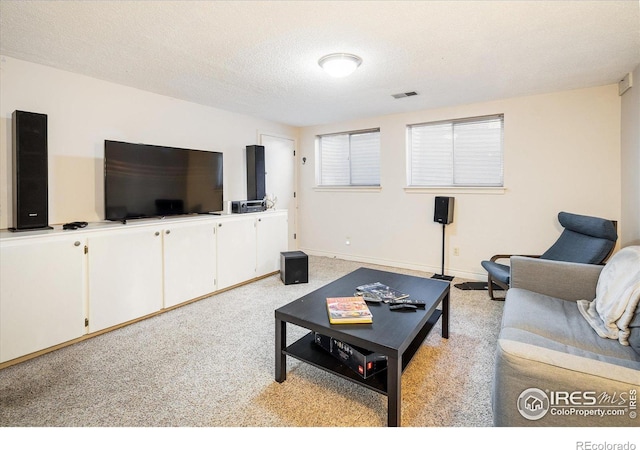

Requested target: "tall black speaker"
[
  {"left": 246, "top": 145, "right": 265, "bottom": 201},
  {"left": 434, "top": 196, "right": 454, "bottom": 225},
  {"left": 10, "top": 110, "right": 52, "bottom": 231}
]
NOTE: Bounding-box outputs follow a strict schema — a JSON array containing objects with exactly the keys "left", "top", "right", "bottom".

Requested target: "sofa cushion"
[
  {"left": 576, "top": 246, "right": 640, "bottom": 345},
  {"left": 503, "top": 288, "right": 640, "bottom": 371}
]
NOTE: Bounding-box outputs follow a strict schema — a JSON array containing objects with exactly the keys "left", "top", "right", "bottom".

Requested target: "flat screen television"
[{"left": 104, "top": 140, "right": 223, "bottom": 221}]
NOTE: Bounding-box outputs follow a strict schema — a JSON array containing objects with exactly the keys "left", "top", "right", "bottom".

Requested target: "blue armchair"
[{"left": 481, "top": 212, "right": 618, "bottom": 300}]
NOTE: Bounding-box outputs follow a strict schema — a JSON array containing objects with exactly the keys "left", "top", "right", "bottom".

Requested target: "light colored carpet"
[{"left": 0, "top": 256, "right": 504, "bottom": 428}]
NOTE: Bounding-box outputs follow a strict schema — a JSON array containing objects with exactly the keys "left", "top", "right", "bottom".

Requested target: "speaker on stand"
[
  {"left": 431, "top": 196, "right": 454, "bottom": 281},
  {"left": 9, "top": 110, "right": 52, "bottom": 231}
]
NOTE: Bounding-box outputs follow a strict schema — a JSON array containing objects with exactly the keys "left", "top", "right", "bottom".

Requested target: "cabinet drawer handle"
[
  {"left": 166, "top": 230, "right": 171, "bottom": 235},
  {"left": 155, "top": 231, "right": 160, "bottom": 236},
  {"left": 74, "top": 241, "right": 81, "bottom": 247}
]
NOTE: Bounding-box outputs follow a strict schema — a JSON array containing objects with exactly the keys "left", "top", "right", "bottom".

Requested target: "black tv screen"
[{"left": 104, "top": 140, "right": 223, "bottom": 221}]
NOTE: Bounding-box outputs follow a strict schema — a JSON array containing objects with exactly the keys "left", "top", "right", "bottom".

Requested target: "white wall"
[
  {"left": 0, "top": 56, "right": 297, "bottom": 229},
  {"left": 620, "top": 64, "right": 640, "bottom": 246},
  {"left": 1, "top": 56, "right": 627, "bottom": 281},
  {"left": 297, "top": 85, "right": 622, "bottom": 280}
]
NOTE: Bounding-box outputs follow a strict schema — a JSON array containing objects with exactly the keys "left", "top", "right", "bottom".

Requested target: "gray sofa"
[{"left": 492, "top": 256, "right": 639, "bottom": 427}]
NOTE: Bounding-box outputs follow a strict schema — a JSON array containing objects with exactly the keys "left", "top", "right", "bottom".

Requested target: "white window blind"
[
  {"left": 408, "top": 115, "right": 504, "bottom": 187},
  {"left": 318, "top": 129, "right": 380, "bottom": 186}
]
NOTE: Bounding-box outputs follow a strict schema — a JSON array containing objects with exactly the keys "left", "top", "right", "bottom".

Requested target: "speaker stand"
[{"left": 431, "top": 223, "right": 454, "bottom": 281}]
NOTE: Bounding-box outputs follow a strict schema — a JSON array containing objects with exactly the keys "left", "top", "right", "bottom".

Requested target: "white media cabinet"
[{"left": 0, "top": 210, "right": 288, "bottom": 365}]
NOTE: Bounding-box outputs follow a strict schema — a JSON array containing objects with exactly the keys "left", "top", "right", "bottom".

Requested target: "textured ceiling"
[{"left": 1, "top": 1, "right": 639, "bottom": 127}]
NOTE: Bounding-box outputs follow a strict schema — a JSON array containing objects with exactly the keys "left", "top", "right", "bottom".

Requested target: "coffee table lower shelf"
[{"left": 282, "top": 309, "right": 442, "bottom": 396}]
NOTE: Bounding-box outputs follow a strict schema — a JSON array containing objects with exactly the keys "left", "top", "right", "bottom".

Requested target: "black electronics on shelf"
[
  {"left": 231, "top": 200, "right": 266, "bottom": 214},
  {"left": 432, "top": 196, "right": 455, "bottom": 281}
]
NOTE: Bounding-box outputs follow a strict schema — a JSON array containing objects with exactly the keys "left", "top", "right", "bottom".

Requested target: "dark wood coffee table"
[{"left": 275, "top": 267, "right": 450, "bottom": 427}]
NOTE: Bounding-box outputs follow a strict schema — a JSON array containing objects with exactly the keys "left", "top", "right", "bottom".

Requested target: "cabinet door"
[
  {"left": 216, "top": 217, "right": 257, "bottom": 289},
  {"left": 256, "top": 213, "right": 288, "bottom": 276},
  {"left": 0, "top": 236, "right": 86, "bottom": 363},
  {"left": 163, "top": 222, "right": 217, "bottom": 308},
  {"left": 87, "top": 227, "right": 163, "bottom": 333}
]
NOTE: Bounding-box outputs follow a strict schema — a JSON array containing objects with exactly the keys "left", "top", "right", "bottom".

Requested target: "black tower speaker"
[
  {"left": 246, "top": 145, "right": 266, "bottom": 201},
  {"left": 434, "top": 196, "right": 455, "bottom": 225},
  {"left": 10, "top": 110, "right": 52, "bottom": 231}
]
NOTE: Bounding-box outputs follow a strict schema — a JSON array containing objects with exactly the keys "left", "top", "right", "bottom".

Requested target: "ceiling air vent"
[{"left": 392, "top": 91, "right": 418, "bottom": 99}]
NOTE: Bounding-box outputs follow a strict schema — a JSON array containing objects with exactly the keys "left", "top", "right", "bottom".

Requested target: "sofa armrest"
[{"left": 509, "top": 256, "right": 603, "bottom": 301}]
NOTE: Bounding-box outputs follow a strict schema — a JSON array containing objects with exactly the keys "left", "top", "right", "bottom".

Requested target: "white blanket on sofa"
[{"left": 577, "top": 246, "right": 640, "bottom": 346}]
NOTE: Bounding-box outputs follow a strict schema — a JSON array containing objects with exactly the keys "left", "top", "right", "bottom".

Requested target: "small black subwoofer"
[
  {"left": 280, "top": 251, "right": 308, "bottom": 285},
  {"left": 434, "top": 196, "right": 454, "bottom": 225},
  {"left": 10, "top": 110, "right": 52, "bottom": 231}
]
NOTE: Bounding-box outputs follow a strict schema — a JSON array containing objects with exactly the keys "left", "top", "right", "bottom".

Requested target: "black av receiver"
[{"left": 231, "top": 200, "right": 266, "bottom": 213}]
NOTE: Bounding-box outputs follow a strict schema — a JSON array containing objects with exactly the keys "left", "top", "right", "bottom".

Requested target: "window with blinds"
[
  {"left": 407, "top": 115, "right": 504, "bottom": 187},
  {"left": 317, "top": 128, "right": 380, "bottom": 186}
]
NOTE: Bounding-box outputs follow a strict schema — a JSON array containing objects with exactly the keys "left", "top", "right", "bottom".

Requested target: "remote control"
[
  {"left": 389, "top": 304, "right": 417, "bottom": 311},
  {"left": 388, "top": 299, "right": 426, "bottom": 308}
]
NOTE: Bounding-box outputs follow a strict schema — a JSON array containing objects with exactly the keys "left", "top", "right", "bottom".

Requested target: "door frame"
[{"left": 257, "top": 130, "right": 298, "bottom": 251}]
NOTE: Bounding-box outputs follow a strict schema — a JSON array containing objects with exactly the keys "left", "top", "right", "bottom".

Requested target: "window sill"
[
  {"left": 314, "top": 186, "right": 382, "bottom": 193},
  {"left": 404, "top": 186, "right": 506, "bottom": 195}
]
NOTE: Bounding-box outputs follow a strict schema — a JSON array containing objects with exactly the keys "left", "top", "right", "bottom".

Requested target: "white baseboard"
[{"left": 298, "top": 247, "right": 487, "bottom": 282}]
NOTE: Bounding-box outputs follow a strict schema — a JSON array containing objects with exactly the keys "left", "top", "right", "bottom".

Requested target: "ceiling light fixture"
[{"left": 318, "top": 53, "right": 362, "bottom": 78}]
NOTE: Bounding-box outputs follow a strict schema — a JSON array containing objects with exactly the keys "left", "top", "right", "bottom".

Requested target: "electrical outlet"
[{"left": 454, "top": 247, "right": 460, "bottom": 256}]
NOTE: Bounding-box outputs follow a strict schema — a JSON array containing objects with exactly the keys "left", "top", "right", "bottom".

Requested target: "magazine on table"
[
  {"left": 355, "top": 281, "right": 409, "bottom": 302},
  {"left": 326, "top": 297, "right": 373, "bottom": 324}
]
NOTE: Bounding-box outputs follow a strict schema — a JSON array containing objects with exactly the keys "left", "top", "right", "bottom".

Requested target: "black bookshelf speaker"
[
  {"left": 11, "top": 110, "right": 51, "bottom": 231},
  {"left": 280, "top": 251, "right": 308, "bottom": 285},
  {"left": 246, "top": 145, "right": 265, "bottom": 201},
  {"left": 434, "top": 196, "right": 454, "bottom": 225}
]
